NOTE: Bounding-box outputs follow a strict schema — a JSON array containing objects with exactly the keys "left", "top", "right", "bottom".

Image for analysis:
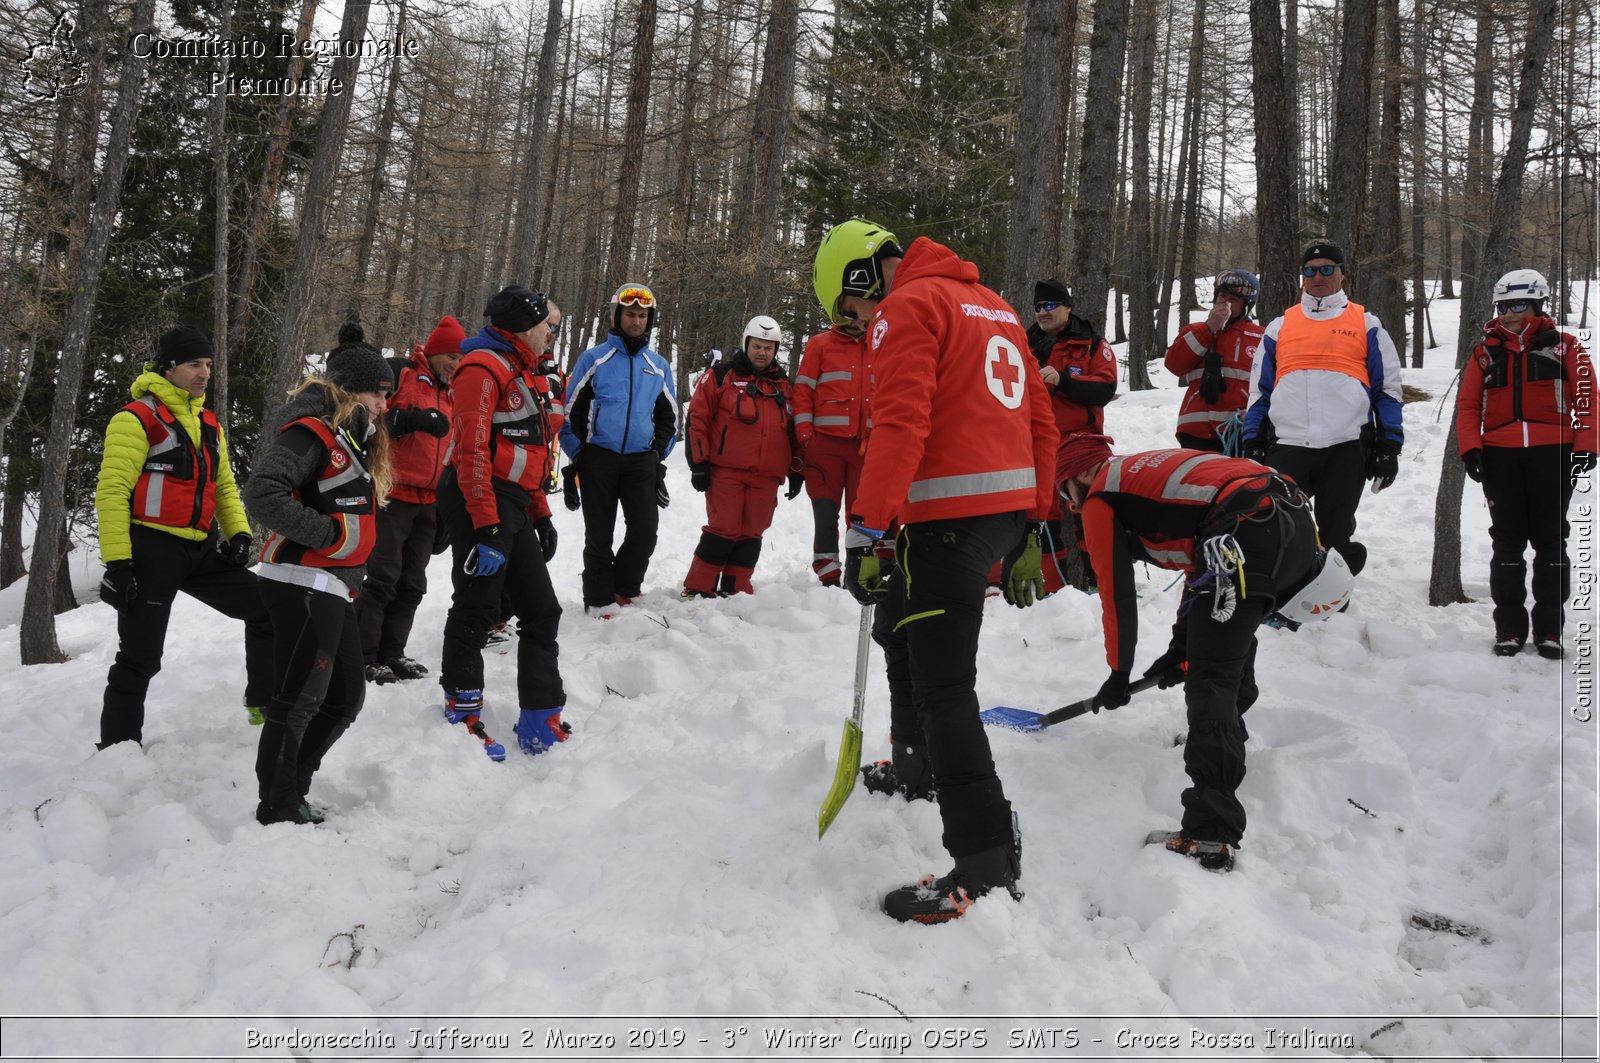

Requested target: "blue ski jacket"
[{"left": 560, "top": 332, "right": 678, "bottom": 460}]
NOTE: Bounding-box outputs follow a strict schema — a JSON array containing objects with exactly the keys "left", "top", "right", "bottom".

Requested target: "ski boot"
[
  {"left": 883, "top": 813, "right": 1023, "bottom": 924},
  {"left": 514, "top": 708, "right": 572, "bottom": 756},
  {"left": 1147, "top": 829, "right": 1235, "bottom": 871},
  {"left": 443, "top": 689, "right": 484, "bottom": 725}
]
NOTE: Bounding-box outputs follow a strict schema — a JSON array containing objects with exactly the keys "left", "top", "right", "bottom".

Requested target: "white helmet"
[
  {"left": 1274, "top": 548, "right": 1355, "bottom": 625},
  {"left": 742, "top": 315, "right": 783, "bottom": 350},
  {"left": 1491, "top": 269, "right": 1550, "bottom": 309}
]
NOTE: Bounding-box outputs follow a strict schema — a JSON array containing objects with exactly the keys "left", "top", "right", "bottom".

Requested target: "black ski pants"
[
  {"left": 1481, "top": 443, "right": 1575, "bottom": 641},
  {"left": 255, "top": 581, "right": 365, "bottom": 811},
  {"left": 100, "top": 524, "right": 274, "bottom": 748},
  {"left": 577, "top": 446, "right": 660, "bottom": 607},
  {"left": 874, "top": 511, "right": 1024, "bottom": 860},
  {"left": 353, "top": 498, "right": 436, "bottom": 664},
  {"left": 1266, "top": 439, "right": 1367, "bottom": 572},
  {"left": 438, "top": 475, "right": 565, "bottom": 710},
  {"left": 1176, "top": 502, "right": 1317, "bottom": 846}
]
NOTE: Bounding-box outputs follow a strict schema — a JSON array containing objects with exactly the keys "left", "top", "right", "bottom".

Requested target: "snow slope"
[{"left": 1, "top": 301, "right": 1595, "bottom": 1061}]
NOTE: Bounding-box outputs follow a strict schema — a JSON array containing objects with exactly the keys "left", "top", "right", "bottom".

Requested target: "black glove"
[
  {"left": 99, "top": 560, "right": 137, "bottom": 610},
  {"left": 1141, "top": 646, "right": 1187, "bottom": 689},
  {"left": 655, "top": 462, "right": 670, "bottom": 509},
  {"left": 431, "top": 510, "right": 452, "bottom": 555},
  {"left": 1362, "top": 428, "right": 1401, "bottom": 492},
  {"left": 533, "top": 516, "right": 558, "bottom": 563},
  {"left": 785, "top": 471, "right": 804, "bottom": 500},
  {"left": 562, "top": 466, "right": 581, "bottom": 512},
  {"left": 1462, "top": 449, "right": 1483, "bottom": 483},
  {"left": 390, "top": 408, "right": 450, "bottom": 438},
  {"left": 1197, "top": 351, "right": 1224, "bottom": 404},
  {"left": 1093, "top": 670, "right": 1131, "bottom": 712},
  {"left": 690, "top": 463, "right": 711, "bottom": 492},
  {"left": 1242, "top": 438, "right": 1269, "bottom": 463},
  {"left": 1572, "top": 451, "right": 1596, "bottom": 486},
  {"left": 219, "top": 532, "right": 253, "bottom": 568}
]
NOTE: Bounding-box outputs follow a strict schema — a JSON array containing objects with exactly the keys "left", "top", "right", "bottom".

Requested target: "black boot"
[{"left": 883, "top": 814, "right": 1022, "bottom": 924}]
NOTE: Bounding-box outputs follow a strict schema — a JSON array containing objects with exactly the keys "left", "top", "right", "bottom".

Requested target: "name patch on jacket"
[{"left": 960, "top": 303, "right": 1020, "bottom": 325}]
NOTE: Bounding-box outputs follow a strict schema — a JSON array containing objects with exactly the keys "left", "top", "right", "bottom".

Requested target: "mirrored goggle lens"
[
  {"left": 617, "top": 288, "right": 655, "bottom": 308},
  {"left": 1301, "top": 264, "right": 1339, "bottom": 277}
]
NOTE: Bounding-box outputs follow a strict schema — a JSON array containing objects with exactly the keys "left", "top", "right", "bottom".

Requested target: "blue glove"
[
  {"left": 514, "top": 707, "right": 571, "bottom": 755},
  {"left": 465, "top": 526, "right": 506, "bottom": 577}
]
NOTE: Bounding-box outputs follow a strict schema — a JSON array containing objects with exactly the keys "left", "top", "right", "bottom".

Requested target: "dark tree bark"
[
  {"left": 1069, "top": 0, "right": 1131, "bottom": 334},
  {"left": 1125, "top": 0, "right": 1157, "bottom": 389},
  {"left": 602, "top": 0, "right": 659, "bottom": 298},
  {"left": 1327, "top": 0, "right": 1377, "bottom": 275},
  {"left": 210, "top": 0, "right": 234, "bottom": 427},
  {"left": 1367, "top": 0, "right": 1407, "bottom": 347},
  {"left": 352, "top": 0, "right": 407, "bottom": 305},
  {"left": 1250, "top": 0, "right": 1298, "bottom": 324},
  {"left": 21, "top": 0, "right": 156, "bottom": 664},
  {"left": 509, "top": 0, "right": 565, "bottom": 282},
  {"left": 1004, "top": 0, "right": 1068, "bottom": 311},
  {"left": 1409, "top": 0, "right": 1428, "bottom": 367}
]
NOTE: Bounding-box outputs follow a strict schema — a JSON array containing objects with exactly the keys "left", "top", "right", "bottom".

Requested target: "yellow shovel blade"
[{"left": 816, "top": 717, "right": 863, "bottom": 838}]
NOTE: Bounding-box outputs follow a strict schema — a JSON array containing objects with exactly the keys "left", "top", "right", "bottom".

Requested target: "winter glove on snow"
[
  {"left": 1093, "top": 669, "right": 1132, "bottom": 712},
  {"left": 1141, "top": 646, "right": 1187, "bottom": 690},
  {"left": 1571, "top": 451, "right": 1596, "bottom": 486},
  {"left": 219, "top": 532, "right": 253, "bottom": 568},
  {"left": 533, "top": 517, "right": 558, "bottom": 563},
  {"left": 562, "top": 466, "right": 581, "bottom": 512},
  {"left": 785, "top": 471, "right": 804, "bottom": 500},
  {"left": 1197, "top": 351, "right": 1225, "bottom": 404},
  {"left": 1002, "top": 524, "right": 1045, "bottom": 608},
  {"left": 1462, "top": 449, "right": 1483, "bottom": 483},
  {"left": 655, "top": 462, "right": 671, "bottom": 509},
  {"left": 514, "top": 707, "right": 571, "bottom": 755},
  {"left": 465, "top": 525, "right": 506, "bottom": 577},
  {"left": 99, "top": 560, "right": 138, "bottom": 610},
  {"left": 690, "top": 463, "right": 711, "bottom": 493}
]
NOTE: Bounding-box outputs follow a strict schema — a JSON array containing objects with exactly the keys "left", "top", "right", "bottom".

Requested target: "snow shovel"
[
  {"left": 817, "top": 603, "right": 874, "bottom": 838},
  {"left": 981, "top": 673, "right": 1166, "bottom": 733}
]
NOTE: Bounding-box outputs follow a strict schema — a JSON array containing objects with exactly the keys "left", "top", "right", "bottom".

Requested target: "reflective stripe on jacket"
[{"left": 259, "top": 416, "right": 378, "bottom": 570}]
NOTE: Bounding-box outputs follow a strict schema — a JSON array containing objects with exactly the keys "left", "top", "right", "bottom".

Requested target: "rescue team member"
[
  {"left": 355, "top": 316, "right": 462, "bottom": 685},
  {"left": 1242, "top": 240, "right": 1404, "bottom": 576},
  {"left": 244, "top": 326, "right": 393, "bottom": 825},
  {"left": 1056, "top": 433, "right": 1353, "bottom": 871},
  {"left": 796, "top": 219, "right": 902, "bottom": 586},
  {"left": 438, "top": 286, "right": 570, "bottom": 756},
  {"left": 561, "top": 283, "right": 679, "bottom": 616},
  {"left": 682, "top": 315, "right": 804, "bottom": 597},
  {"left": 94, "top": 325, "right": 273, "bottom": 748},
  {"left": 1165, "top": 270, "right": 1263, "bottom": 451},
  {"left": 841, "top": 231, "right": 1057, "bottom": 924},
  {"left": 1457, "top": 269, "right": 1597, "bottom": 659}
]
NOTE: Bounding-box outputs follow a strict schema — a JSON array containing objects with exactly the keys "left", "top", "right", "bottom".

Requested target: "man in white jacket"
[{"left": 1240, "top": 241, "right": 1404, "bottom": 575}]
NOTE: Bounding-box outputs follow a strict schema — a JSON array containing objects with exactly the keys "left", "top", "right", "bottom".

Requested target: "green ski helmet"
[{"left": 812, "top": 218, "right": 903, "bottom": 325}]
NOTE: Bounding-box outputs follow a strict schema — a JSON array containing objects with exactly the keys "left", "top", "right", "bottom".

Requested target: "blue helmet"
[{"left": 1214, "top": 269, "right": 1260, "bottom": 313}]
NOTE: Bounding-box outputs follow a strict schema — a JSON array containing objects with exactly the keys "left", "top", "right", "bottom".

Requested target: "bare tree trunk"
[
  {"left": 264, "top": 0, "right": 373, "bottom": 419},
  {"left": 1409, "top": 0, "right": 1428, "bottom": 366},
  {"left": 536, "top": 4, "right": 576, "bottom": 277},
  {"left": 1284, "top": 0, "right": 1301, "bottom": 237},
  {"left": 510, "top": 0, "right": 566, "bottom": 281},
  {"left": 1250, "top": 0, "right": 1298, "bottom": 323},
  {"left": 210, "top": 0, "right": 234, "bottom": 426},
  {"left": 1177, "top": 65, "right": 1204, "bottom": 317},
  {"left": 746, "top": 0, "right": 799, "bottom": 316},
  {"left": 1060, "top": 0, "right": 1081, "bottom": 261},
  {"left": 1004, "top": 0, "right": 1067, "bottom": 310},
  {"left": 0, "top": 477, "right": 25, "bottom": 588},
  {"left": 1125, "top": 0, "right": 1157, "bottom": 389},
  {"left": 352, "top": 0, "right": 407, "bottom": 306},
  {"left": 1429, "top": 0, "right": 1559, "bottom": 607},
  {"left": 603, "top": 0, "right": 660, "bottom": 297},
  {"left": 1367, "top": 0, "right": 1406, "bottom": 345},
  {"left": 20, "top": 0, "right": 155, "bottom": 664},
  {"left": 1327, "top": 0, "right": 1376, "bottom": 275},
  {"left": 1069, "top": 0, "right": 1131, "bottom": 334},
  {"left": 1155, "top": 0, "right": 1203, "bottom": 330}
]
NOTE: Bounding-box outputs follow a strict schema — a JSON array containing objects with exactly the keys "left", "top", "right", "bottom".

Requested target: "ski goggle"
[
  {"left": 1301, "top": 264, "right": 1340, "bottom": 278},
  {"left": 1496, "top": 300, "right": 1535, "bottom": 314},
  {"left": 1034, "top": 301, "right": 1065, "bottom": 313},
  {"left": 616, "top": 287, "right": 655, "bottom": 308},
  {"left": 1216, "top": 284, "right": 1253, "bottom": 299}
]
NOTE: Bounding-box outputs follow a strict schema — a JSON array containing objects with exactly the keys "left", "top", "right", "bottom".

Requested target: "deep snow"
[{"left": 1, "top": 297, "right": 1595, "bottom": 1061}]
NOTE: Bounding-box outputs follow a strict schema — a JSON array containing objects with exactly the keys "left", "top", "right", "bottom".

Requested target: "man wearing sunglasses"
[
  {"left": 1456, "top": 269, "right": 1595, "bottom": 659},
  {"left": 1240, "top": 240, "right": 1404, "bottom": 576},
  {"left": 560, "top": 282, "right": 679, "bottom": 616}
]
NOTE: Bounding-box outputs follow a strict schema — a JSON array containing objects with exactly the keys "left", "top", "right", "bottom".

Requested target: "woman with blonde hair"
[{"left": 243, "top": 324, "right": 394, "bottom": 825}]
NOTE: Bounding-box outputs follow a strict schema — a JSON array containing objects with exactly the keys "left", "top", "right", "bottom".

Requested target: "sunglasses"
[
  {"left": 546, "top": 321, "right": 562, "bottom": 335},
  {"left": 617, "top": 287, "right": 655, "bottom": 308},
  {"left": 1302, "top": 264, "right": 1341, "bottom": 278},
  {"left": 1496, "top": 300, "right": 1534, "bottom": 314},
  {"left": 1035, "top": 301, "right": 1065, "bottom": 313}
]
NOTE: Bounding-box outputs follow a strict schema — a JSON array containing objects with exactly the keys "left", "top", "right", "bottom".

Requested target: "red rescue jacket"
[
  {"left": 259, "top": 416, "right": 378, "bottom": 571},
  {"left": 387, "top": 346, "right": 455, "bottom": 504},
  {"left": 451, "top": 329, "right": 559, "bottom": 529},
  {"left": 793, "top": 326, "right": 872, "bottom": 445},
  {"left": 687, "top": 354, "right": 801, "bottom": 481},
  {"left": 1164, "top": 318, "right": 1263, "bottom": 442},
  {"left": 1457, "top": 315, "right": 1596, "bottom": 453},
  {"left": 1046, "top": 331, "right": 1118, "bottom": 435},
  {"left": 120, "top": 395, "right": 222, "bottom": 533},
  {"left": 851, "top": 237, "right": 1057, "bottom": 529}
]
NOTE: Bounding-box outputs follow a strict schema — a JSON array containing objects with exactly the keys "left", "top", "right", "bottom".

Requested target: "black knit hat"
[
  {"left": 325, "top": 323, "right": 392, "bottom": 394},
  {"left": 1302, "top": 240, "right": 1345, "bottom": 266},
  {"left": 485, "top": 285, "right": 549, "bottom": 334},
  {"left": 153, "top": 325, "right": 213, "bottom": 374},
  {"left": 1033, "top": 278, "right": 1073, "bottom": 306}
]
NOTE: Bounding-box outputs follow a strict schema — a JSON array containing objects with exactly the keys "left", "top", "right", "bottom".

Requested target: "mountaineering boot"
[
  {"left": 443, "top": 689, "right": 484, "bottom": 725},
  {"left": 1534, "top": 635, "right": 1563, "bottom": 660},
  {"left": 860, "top": 741, "right": 934, "bottom": 802},
  {"left": 255, "top": 800, "right": 321, "bottom": 826},
  {"left": 383, "top": 656, "right": 430, "bottom": 680},
  {"left": 1147, "top": 829, "right": 1235, "bottom": 872},
  {"left": 366, "top": 662, "right": 399, "bottom": 685},
  {"left": 882, "top": 823, "right": 1023, "bottom": 925},
  {"left": 1492, "top": 634, "right": 1524, "bottom": 657},
  {"left": 484, "top": 621, "right": 513, "bottom": 648},
  {"left": 514, "top": 708, "right": 572, "bottom": 755}
]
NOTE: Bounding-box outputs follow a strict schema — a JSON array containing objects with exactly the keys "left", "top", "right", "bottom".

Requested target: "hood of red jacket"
[{"left": 889, "top": 236, "right": 980, "bottom": 292}]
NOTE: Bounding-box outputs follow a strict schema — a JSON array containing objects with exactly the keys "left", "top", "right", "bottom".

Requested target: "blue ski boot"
[
  {"left": 443, "top": 689, "right": 483, "bottom": 725},
  {"left": 514, "top": 708, "right": 572, "bottom": 755}
]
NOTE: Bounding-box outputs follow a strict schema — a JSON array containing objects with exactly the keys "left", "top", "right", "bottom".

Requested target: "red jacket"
[
  {"left": 1046, "top": 331, "right": 1118, "bottom": 435},
  {"left": 1457, "top": 315, "right": 1596, "bottom": 454},
  {"left": 852, "top": 237, "right": 1057, "bottom": 530},
  {"left": 687, "top": 355, "right": 801, "bottom": 480},
  {"left": 1164, "top": 318, "right": 1263, "bottom": 442},
  {"left": 1081, "top": 450, "right": 1286, "bottom": 671},
  {"left": 793, "top": 326, "right": 872, "bottom": 445},
  {"left": 388, "top": 347, "right": 455, "bottom": 504},
  {"left": 451, "top": 329, "right": 558, "bottom": 529}
]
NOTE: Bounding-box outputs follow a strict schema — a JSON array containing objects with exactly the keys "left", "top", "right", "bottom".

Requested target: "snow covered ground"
[{"left": 1, "top": 296, "right": 1595, "bottom": 1061}]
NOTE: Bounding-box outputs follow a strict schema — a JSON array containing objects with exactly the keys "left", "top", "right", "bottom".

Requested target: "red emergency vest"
[
  {"left": 388, "top": 348, "right": 455, "bottom": 503},
  {"left": 259, "top": 416, "right": 378, "bottom": 570},
  {"left": 688, "top": 361, "right": 798, "bottom": 480},
  {"left": 121, "top": 395, "right": 221, "bottom": 533},
  {"left": 456, "top": 349, "right": 559, "bottom": 494}
]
